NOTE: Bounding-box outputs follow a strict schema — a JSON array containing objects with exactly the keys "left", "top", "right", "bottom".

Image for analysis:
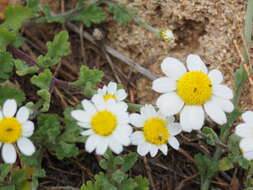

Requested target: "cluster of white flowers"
[
  {"left": 2, "top": 54, "right": 251, "bottom": 164},
  {"left": 71, "top": 55, "right": 240, "bottom": 158}
]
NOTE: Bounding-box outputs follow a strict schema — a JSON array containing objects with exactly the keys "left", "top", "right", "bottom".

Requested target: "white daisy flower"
[
  {"left": 97, "top": 82, "right": 127, "bottom": 102},
  {"left": 71, "top": 94, "right": 132, "bottom": 155},
  {"left": 130, "top": 105, "right": 181, "bottom": 157},
  {"left": 152, "top": 54, "right": 234, "bottom": 132},
  {"left": 0, "top": 99, "right": 35, "bottom": 164},
  {"left": 235, "top": 111, "right": 253, "bottom": 160}
]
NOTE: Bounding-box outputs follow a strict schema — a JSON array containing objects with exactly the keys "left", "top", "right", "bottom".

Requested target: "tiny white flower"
[
  {"left": 159, "top": 29, "right": 175, "bottom": 42},
  {"left": 130, "top": 105, "right": 181, "bottom": 157},
  {"left": 71, "top": 94, "right": 132, "bottom": 155},
  {"left": 0, "top": 99, "right": 35, "bottom": 164},
  {"left": 152, "top": 54, "right": 234, "bottom": 132},
  {"left": 97, "top": 82, "right": 127, "bottom": 102},
  {"left": 235, "top": 111, "right": 253, "bottom": 160}
]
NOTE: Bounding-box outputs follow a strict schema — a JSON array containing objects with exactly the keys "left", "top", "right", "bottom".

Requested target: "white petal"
[
  {"left": 130, "top": 114, "right": 145, "bottom": 128},
  {"left": 213, "top": 85, "right": 233, "bottom": 99},
  {"left": 71, "top": 110, "right": 91, "bottom": 123},
  {"left": 140, "top": 105, "right": 157, "bottom": 119},
  {"left": 242, "top": 111, "right": 253, "bottom": 123},
  {"left": 109, "top": 101, "right": 128, "bottom": 115},
  {"left": 137, "top": 143, "right": 150, "bottom": 156},
  {"left": 113, "top": 129, "right": 131, "bottom": 146},
  {"left": 235, "top": 124, "right": 253, "bottom": 138},
  {"left": 85, "top": 135, "right": 99, "bottom": 153},
  {"left": 81, "top": 129, "right": 94, "bottom": 136},
  {"left": 180, "top": 105, "right": 204, "bottom": 131},
  {"left": 212, "top": 96, "right": 234, "bottom": 113},
  {"left": 130, "top": 131, "right": 145, "bottom": 145},
  {"left": 204, "top": 100, "right": 227, "bottom": 125},
  {"left": 115, "top": 89, "right": 127, "bottom": 101},
  {"left": 91, "top": 94, "right": 106, "bottom": 110},
  {"left": 22, "top": 121, "right": 34, "bottom": 137},
  {"left": 159, "top": 144, "right": 168, "bottom": 155},
  {"left": 109, "top": 139, "right": 123, "bottom": 154},
  {"left": 17, "top": 137, "right": 35, "bottom": 156},
  {"left": 150, "top": 145, "right": 158, "bottom": 157},
  {"left": 168, "top": 123, "right": 182, "bottom": 136},
  {"left": 81, "top": 100, "right": 96, "bottom": 113},
  {"left": 156, "top": 92, "right": 184, "bottom": 116},
  {"left": 16, "top": 106, "right": 30, "bottom": 124},
  {"left": 240, "top": 138, "right": 253, "bottom": 152},
  {"left": 3, "top": 99, "right": 17, "bottom": 117},
  {"left": 244, "top": 151, "right": 253, "bottom": 160},
  {"left": 168, "top": 136, "right": 180, "bottom": 150},
  {"left": 152, "top": 77, "right": 176, "bottom": 93},
  {"left": 2, "top": 144, "right": 17, "bottom": 164},
  {"left": 95, "top": 138, "right": 109, "bottom": 155},
  {"left": 161, "top": 57, "right": 186, "bottom": 79},
  {"left": 208, "top": 69, "right": 223, "bottom": 84},
  {"left": 107, "top": 82, "right": 117, "bottom": 94},
  {"left": 186, "top": 54, "right": 207, "bottom": 74},
  {"left": 77, "top": 122, "right": 91, "bottom": 128}
]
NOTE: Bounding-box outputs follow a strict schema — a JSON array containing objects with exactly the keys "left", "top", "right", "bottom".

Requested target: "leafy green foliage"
[
  {"left": 0, "top": 6, "right": 33, "bottom": 50},
  {"left": 37, "top": 6, "right": 65, "bottom": 23},
  {"left": 107, "top": 3, "right": 136, "bottom": 25},
  {"left": 14, "top": 60, "right": 39, "bottom": 76},
  {"left": 219, "top": 157, "right": 234, "bottom": 171},
  {"left": 70, "top": 4, "right": 107, "bottom": 27},
  {"left": 72, "top": 66, "right": 103, "bottom": 96},
  {"left": 37, "top": 31, "right": 70, "bottom": 68},
  {"left": 33, "top": 111, "right": 84, "bottom": 160},
  {"left": 81, "top": 152, "right": 148, "bottom": 190},
  {"left": 0, "top": 164, "right": 12, "bottom": 184},
  {"left": 0, "top": 86, "right": 26, "bottom": 106},
  {"left": 0, "top": 52, "right": 14, "bottom": 82},
  {"left": 201, "top": 127, "right": 219, "bottom": 146},
  {"left": 194, "top": 154, "right": 219, "bottom": 181}
]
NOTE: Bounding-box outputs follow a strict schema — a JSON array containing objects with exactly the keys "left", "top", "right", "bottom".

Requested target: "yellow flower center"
[
  {"left": 91, "top": 110, "right": 117, "bottom": 136},
  {"left": 103, "top": 94, "right": 116, "bottom": 101},
  {"left": 143, "top": 118, "right": 169, "bottom": 145},
  {"left": 0, "top": 117, "right": 22, "bottom": 143},
  {"left": 176, "top": 71, "right": 212, "bottom": 105}
]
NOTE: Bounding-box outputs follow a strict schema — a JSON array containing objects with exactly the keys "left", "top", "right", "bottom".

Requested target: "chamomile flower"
[
  {"left": 152, "top": 54, "right": 234, "bottom": 132},
  {"left": 97, "top": 82, "right": 127, "bottom": 102},
  {"left": 130, "top": 105, "right": 181, "bottom": 157},
  {"left": 0, "top": 99, "right": 35, "bottom": 164},
  {"left": 71, "top": 94, "right": 132, "bottom": 155},
  {"left": 235, "top": 111, "right": 253, "bottom": 160},
  {"left": 159, "top": 29, "right": 175, "bottom": 42}
]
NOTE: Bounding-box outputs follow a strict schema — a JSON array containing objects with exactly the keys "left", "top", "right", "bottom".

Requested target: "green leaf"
[
  {"left": 37, "top": 6, "right": 65, "bottom": 23},
  {"left": 194, "top": 154, "right": 219, "bottom": 180},
  {"left": 219, "top": 157, "right": 234, "bottom": 171},
  {"left": 0, "top": 185, "right": 15, "bottom": 190},
  {"left": 112, "top": 170, "right": 126, "bottom": 183},
  {"left": 108, "top": 3, "right": 135, "bottom": 25},
  {"left": 0, "top": 28, "right": 16, "bottom": 50},
  {"left": 72, "top": 66, "right": 103, "bottom": 96},
  {"left": 52, "top": 141, "right": 80, "bottom": 160},
  {"left": 14, "top": 60, "right": 39, "bottom": 76},
  {"left": 95, "top": 173, "right": 117, "bottom": 190},
  {"left": 134, "top": 176, "right": 149, "bottom": 190},
  {"left": 37, "top": 31, "right": 70, "bottom": 68},
  {"left": 0, "top": 86, "right": 25, "bottom": 106},
  {"left": 0, "top": 52, "right": 14, "bottom": 82},
  {"left": 31, "top": 69, "right": 52, "bottom": 89},
  {"left": 12, "top": 170, "right": 28, "bottom": 189},
  {"left": 70, "top": 4, "right": 107, "bottom": 27},
  {"left": 37, "top": 89, "right": 51, "bottom": 112},
  {"left": 122, "top": 153, "right": 138, "bottom": 172},
  {"left": 0, "top": 164, "right": 12, "bottom": 183},
  {"left": 34, "top": 114, "right": 61, "bottom": 145},
  {"left": 202, "top": 127, "right": 219, "bottom": 146},
  {"left": 1, "top": 6, "right": 33, "bottom": 32},
  {"left": 119, "top": 178, "right": 137, "bottom": 190}
]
